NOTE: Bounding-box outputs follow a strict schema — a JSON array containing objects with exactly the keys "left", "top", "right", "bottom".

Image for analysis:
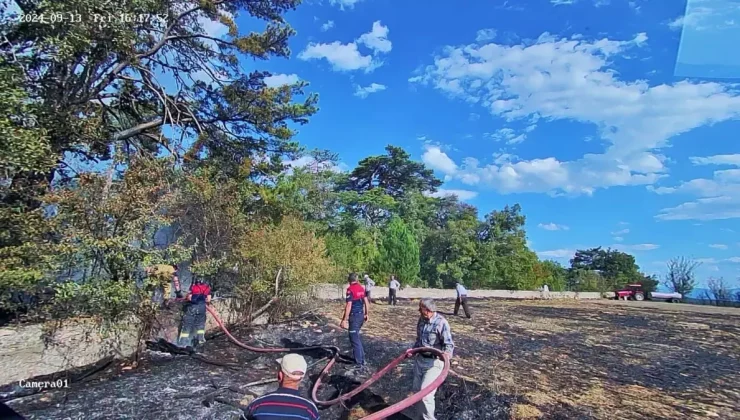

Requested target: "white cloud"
[
  {"left": 198, "top": 10, "right": 232, "bottom": 39},
  {"left": 709, "top": 243, "right": 728, "bottom": 250},
  {"left": 354, "top": 83, "right": 386, "bottom": 98},
  {"left": 697, "top": 257, "right": 719, "bottom": 264},
  {"left": 728, "top": 257, "right": 740, "bottom": 263},
  {"left": 551, "top": 0, "right": 575, "bottom": 5},
  {"left": 330, "top": 0, "right": 364, "bottom": 10},
  {"left": 283, "top": 156, "right": 348, "bottom": 174},
  {"left": 264, "top": 73, "right": 300, "bottom": 87},
  {"left": 537, "top": 249, "right": 574, "bottom": 258},
  {"left": 357, "top": 21, "right": 392, "bottom": 53},
  {"left": 611, "top": 228, "right": 630, "bottom": 235},
  {"left": 488, "top": 128, "right": 527, "bottom": 145},
  {"left": 469, "top": 113, "right": 480, "bottom": 121},
  {"left": 538, "top": 222, "right": 570, "bottom": 231},
  {"left": 655, "top": 154, "right": 740, "bottom": 221},
  {"left": 613, "top": 236, "right": 624, "bottom": 242},
  {"left": 690, "top": 154, "right": 740, "bottom": 166},
  {"left": 321, "top": 20, "right": 335, "bottom": 32},
  {"left": 299, "top": 21, "right": 391, "bottom": 72},
  {"left": 668, "top": 1, "right": 740, "bottom": 31},
  {"left": 475, "top": 28, "right": 497, "bottom": 42},
  {"left": 427, "top": 189, "right": 479, "bottom": 201},
  {"left": 410, "top": 32, "right": 740, "bottom": 196},
  {"left": 298, "top": 42, "right": 373, "bottom": 71},
  {"left": 421, "top": 145, "right": 458, "bottom": 175}
]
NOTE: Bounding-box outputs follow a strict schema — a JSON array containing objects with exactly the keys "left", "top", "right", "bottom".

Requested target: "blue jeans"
[{"left": 348, "top": 313, "right": 365, "bottom": 365}]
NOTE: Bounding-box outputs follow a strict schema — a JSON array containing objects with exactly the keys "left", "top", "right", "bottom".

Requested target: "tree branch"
[
  {"left": 82, "top": 0, "right": 229, "bottom": 104},
  {"left": 111, "top": 118, "right": 165, "bottom": 142},
  {"left": 249, "top": 267, "right": 282, "bottom": 322}
]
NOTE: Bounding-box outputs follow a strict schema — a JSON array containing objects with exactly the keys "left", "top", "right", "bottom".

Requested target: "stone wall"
[
  {"left": 311, "top": 283, "right": 609, "bottom": 300},
  {"left": 0, "top": 299, "right": 241, "bottom": 388},
  {"left": 0, "top": 286, "right": 608, "bottom": 387}
]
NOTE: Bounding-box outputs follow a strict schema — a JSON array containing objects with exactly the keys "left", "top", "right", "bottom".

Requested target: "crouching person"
[
  {"left": 411, "top": 298, "right": 454, "bottom": 420},
  {"left": 244, "top": 354, "right": 320, "bottom": 420},
  {"left": 177, "top": 278, "right": 212, "bottom": 348}
]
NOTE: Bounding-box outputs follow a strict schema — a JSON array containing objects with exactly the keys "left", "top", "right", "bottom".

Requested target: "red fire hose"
[{"left": 205, "top": 305, "right": 451, "bottom": 420}]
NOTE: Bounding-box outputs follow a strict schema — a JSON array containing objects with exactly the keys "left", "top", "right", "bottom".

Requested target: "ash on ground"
[{"left": 7, "top": 311, "right": 509, "bottom": 420}]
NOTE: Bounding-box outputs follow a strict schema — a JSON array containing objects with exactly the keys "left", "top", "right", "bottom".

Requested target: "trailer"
[{"left": 648, "top": 291, "right": 682, "bottom": 303}]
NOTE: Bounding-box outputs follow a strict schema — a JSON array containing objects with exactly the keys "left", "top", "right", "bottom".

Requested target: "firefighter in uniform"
[
  {"left": 177, "top": 278, "right": 212, "bottom": 348},
  {"left": 340, "top": 272, "right": 370, "bottom": 372}
]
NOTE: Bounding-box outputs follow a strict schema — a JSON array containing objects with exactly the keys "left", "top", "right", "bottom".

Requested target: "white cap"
[{"left": 276, "top": 354, "right": 307, "bottom": 380}]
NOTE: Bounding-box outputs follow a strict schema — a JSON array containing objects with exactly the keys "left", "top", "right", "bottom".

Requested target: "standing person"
[
  {"left": 340, "top": 273, "right": 370, "bottom": 372},
  {"left": 454, "top": 282, "right": 472, "bottom": 319},
  {"left": 363, "top": 274, "right": 375, "bottom": 303},
  {"left": 388, "top": 275, "right": 400, "bottom": 306},
  {"left": 146, "top": 263, "right": 183, "bottom": 303},
  {"left": 177, "top": 278, "right": 212, "bottom": 348},
  {"left": 410, "top": 298, "right": 454, "bottom": 420},
  {"left": 244, "top": 353, "right": 320, "bottom": 420},
  {"left": 540, "top": 284, "right": 550, "bottom": 299}
]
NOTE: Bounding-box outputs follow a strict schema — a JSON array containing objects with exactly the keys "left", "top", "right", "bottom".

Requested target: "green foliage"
[
  {"left": 325, "top": 228, "right": 378, "bottom": 278},
  {"left": 567, "top": 269, "right": 606, "bottom": 292},
  {"left": 570, "top": 247, "right": 645, "bottom": 291},
  {"left": 420, "top": 199, "right": 478, "bottom": 288},
  {"left": 339, "top": 145, "right": 442, "bottom": 198},
  {"left": 640, "top": 274, "right": 659, "bottom": 294},
  {"left": 536, "top": 260, "right": 568, "bottom": 292},
  {"left": 374, "top": 217, "right": 420, "bottom": 286},
  {"left": 236, "top": 216, "right": 341, "bottom": 298}
]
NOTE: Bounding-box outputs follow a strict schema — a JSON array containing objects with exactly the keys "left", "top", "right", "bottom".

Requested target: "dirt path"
[{"left": 7, "top": 299, "right": 740, "bottom": 419}]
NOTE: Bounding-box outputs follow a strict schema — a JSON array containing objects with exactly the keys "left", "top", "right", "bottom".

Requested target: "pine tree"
[{"left": 374, "top": 217, "right": 420, "bottom": 286}]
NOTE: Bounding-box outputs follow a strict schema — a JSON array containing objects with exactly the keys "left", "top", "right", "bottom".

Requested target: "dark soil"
[{"left": 7, "top": 299, "right": 740, "bottom": 420}]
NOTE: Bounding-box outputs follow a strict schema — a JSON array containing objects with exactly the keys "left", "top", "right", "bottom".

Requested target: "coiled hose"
[{"left": 205, "top": 305, "right": 451, "bottom": 420}]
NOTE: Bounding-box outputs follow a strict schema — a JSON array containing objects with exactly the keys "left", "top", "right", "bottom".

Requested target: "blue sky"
[
  {"left": 4, "top": 0, "right": 738, "bottom": 287},
  {"left": 245, "top": 0, "right": 740, "bottom": 287}
]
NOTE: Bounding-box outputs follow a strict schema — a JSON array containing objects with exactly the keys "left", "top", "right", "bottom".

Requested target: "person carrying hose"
[
  {"left": 411, "top": 298, "right": 454, "bottom": 420},
  {"left": 340, "top": 272, "right": 370, "bottom": 374},
  {"left": 177, "top": 278, "right": 212, "bottom": 348}
]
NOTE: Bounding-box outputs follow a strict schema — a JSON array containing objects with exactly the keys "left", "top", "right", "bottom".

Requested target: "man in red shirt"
[
  {"left": 340, "top": 272, "right": 370, "bottom": 372},
  {"left": 177, "top": 278, "right": 212, "bottom": 348}
]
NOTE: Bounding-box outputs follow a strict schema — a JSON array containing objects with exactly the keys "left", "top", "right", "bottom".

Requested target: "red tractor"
[{"left": 615, "top": 283, "right": 646, "bottom": 301}]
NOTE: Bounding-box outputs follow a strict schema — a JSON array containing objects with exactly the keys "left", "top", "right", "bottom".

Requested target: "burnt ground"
[{"left": 6, "top": 299, "right": 740, "bottom": 420}]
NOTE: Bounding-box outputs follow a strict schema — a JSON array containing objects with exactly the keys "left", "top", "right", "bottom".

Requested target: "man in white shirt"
[
  {"left": 363, "top": 274, "right": 376, "bottom": 303},
  {"left": 388, "top": 275, "right": 400, "bottom": 306},
  {"left": 454, "top": 282, "right": 471, "bottom": 319}
]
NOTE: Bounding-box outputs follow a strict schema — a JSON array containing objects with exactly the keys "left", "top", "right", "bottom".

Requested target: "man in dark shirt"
[
  {"left": 245, "top": 353, "right": 320, "bottom": 420},
  {"left": 340, "top": 272, "right": 370, "bottom": 371}
]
